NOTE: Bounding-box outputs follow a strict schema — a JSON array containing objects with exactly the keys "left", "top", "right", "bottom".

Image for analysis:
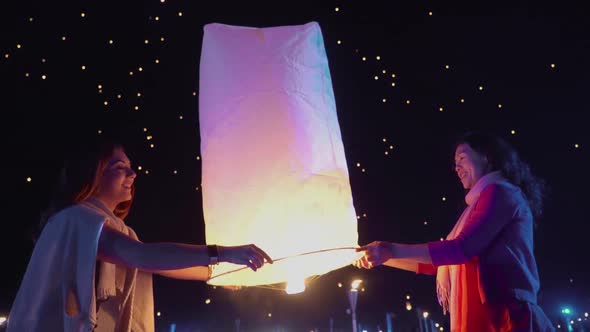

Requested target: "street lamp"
[
  {"left": 561, "top": 307, "right": 573, "bottom": 332},
  {"left": 348, "top": 279, "right": 362, "bottom": 332}
]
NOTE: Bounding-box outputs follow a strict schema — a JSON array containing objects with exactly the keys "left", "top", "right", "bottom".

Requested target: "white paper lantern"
[{"left": 199, "top": 22, "right": 360, "bottom": 290}]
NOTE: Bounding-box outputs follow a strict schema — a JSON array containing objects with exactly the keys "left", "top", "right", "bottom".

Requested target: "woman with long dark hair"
[
  {"left": 356, "top": 132, "right": 554, "bottom": 331},
  {"left": 7, "top": 137, "right": 272, "bottom": 332}
]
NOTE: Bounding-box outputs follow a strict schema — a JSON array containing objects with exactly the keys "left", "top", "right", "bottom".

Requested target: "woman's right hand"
[{"left": 219, "top": 244, "right": 273, "bottom": 271}]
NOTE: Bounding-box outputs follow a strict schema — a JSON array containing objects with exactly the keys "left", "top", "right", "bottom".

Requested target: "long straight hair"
[{"left": 35, "top": 139, "right": 135, "bottom": 241}]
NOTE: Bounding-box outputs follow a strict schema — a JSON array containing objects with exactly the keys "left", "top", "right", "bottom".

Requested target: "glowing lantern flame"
[{"left": 285, "top": 278, "right": 306, "bottom": 294}]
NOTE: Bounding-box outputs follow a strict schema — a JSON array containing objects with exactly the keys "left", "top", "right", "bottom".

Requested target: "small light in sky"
[
  {"left": 98, "top": 129, "right": 102, "bottom": 134},
  {"left": 150, "top": 143, "right": 155, "bottom": 148},
  {"left": 81, "top": 65, "right": 86, "bottom": 70},
  {"left": 155, "top": 58, "right": 160, "bottom": 64},
  {"left": 362, "top": 213, "right": 367, "bottom": 218},
  {"left": 138, "top": 166, "right": 143, "bottom": 171},
  {"left": 445, "top": 64, "right": 450, "bottom": 69},
  {"left": 179, "top": 115, "right": 184, "bottom": 120},
  {"left": 147, "top": 135, "right": 152, "bottom": 140},
  {"left": 98, "top": 84, "right": 102, "bottom": 89},
  {"left": 376, "top": 56, "right": 381, "bottom": 60},
  {"left": 144, "top": 39, "right": 149, "bottom": 44},
  {"left": 81, "top": 12, "right": 86, "bottom": 18},
  {"left": 137, "top": 92, "right": 142, "bottom": 97},
  {"left": 383, "top": 138, "right": 387, "bottom": 142},
  {"left": 160, "top": 0, "right": 165, "bottom": 2},
  {"left": 117, "top": 94, "right": 122, "bottom": 99},
  {"left": 374, "top": 76, "right": 379, "bottom": 80},
  {"left": 195, "top": 186, "right": 199, "bottom": 191},
  {"left": 498, "top": 104, "right": 503, "bottom": 109},
  {"left": 337, "top": 40, "right": 342, "bottom": 45},
  {"left": 406, "top": 302, "right": 412, "bottom": 311},
  {"left": 440, "top": 237, "right": 444, "bottom": 241},
  {"left": 145, "top": 170, "right": 150, "bottom": 174},
  {"left": 29, "top": 17, "right": 34, "bottom": 22},
  {"left": 103, "top": 101, "right": 108, "bottom": 106},
  {"left": 391, "top": 73, "right": 396, "bottom": 78},
  {"left": 362, "top": 57, "right": 366, "bottom": 61},
  {"left": 385, "top": 151, "right": 389, "bottom": 155},
  {"left": 356, "top": 163, "right": 361, "bottom": 167},
  {"left": 574, "top": 143, "right": 580, "bottom": 149},
  {"left": 460, "top": 98, "right": 465, "bottom": 103},
  {"left": 26, "top": 177, "right": 32, "bottom": 183},
  {"left": 192, "top": 91, "right": 197, "bottom": 96},
  {"left": 335, "top": 7, "right": 340, "bottom": 12},
  {"left": 41, "top": 58, "right": 46, "bottom": 63},
  {"left": 406, "top": 99, "right": 411, "bottom": 104},
  {"left": 108, "top": 39, "right": 113, "bottom": 44},
  {"left": 41, "top": 74, "right": 47, "bottom": 80},
  {"left": 134, "top": 105, "right": 139, "bottom": 111},
  {"left": 143, "top": 128, "right": 148, "bottom": 132},
  {"left": 129, "top": 71, "right": 134, "bottom": 76},
  {"left": 4, "top": 53, "right": 9, "bottom": 59},
  {"left": 178, "top": 11, "right": 183, "bottom": 17},
  {"left": 25, "top": 73, "right": 30, "bottom": 77},
  {"left": 338, "top": 282, "right": 342, "bottom": 288},
  {"left": 173, "top": 170, "right": 178, "bottom": 175},
  {"left": 267, "top": 313, "right": 272, "bottom": 317},
  {"left": 155, "top": 16, "right": 160, "bottom": 21},
  {"left": 17, "top": 44, "right": 22, "bottom": 49},
  {"left": 361, "top": 168, "right": 366, "bottom": 173},
  {"left": 156, "top": 311, "right": 161, "bottom": 317},
  {"left": 160, "top": 37, "right": 165, "bottom": 42},
  {"left": 511, "top": 130, "right": 516, "bottom": 135},
  {"left": 389, "top": 145, "right": 394, "bottom": 150},
  {"left": 478, "top": 86, "right": 484, "bottom": 91},
  {"left": 196, "top": 155, "right": 201, "bottom": 160},
  {"left": 138, "top": 67, "right": 143, "bottom": 72},
  {"left": 428, "top": 11, "right": 433, "bottom": 16},
  {"left": 550, "top": 63, "right": 556, "bottom": 69},
  {"left": 406, "top": 295, "right": 411, "bottom": 300},
  {"left": 439, "top": 107, "right": 444, "bottom": 112},
  {"left": 442, "top": 197, "right": 447, "bottom": 201},
  {"left": 424, "top": 221, "right": 428, "bottom": 225},
  {"left": 391, "top": 82, "right": 396, "bottom": 87},
  {"left": 382, "top": 98, "right": 387, "bottom": 103},
  {"left": 382, "top": 69, "right": 387, "bottom": 74},
  {"left": 61, "top": 36, "right": 67, "bottom": 41}
]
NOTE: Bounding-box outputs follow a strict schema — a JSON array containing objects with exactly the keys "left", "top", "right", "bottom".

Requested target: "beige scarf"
[
  {"left": 436, "top": 171, "right": 506, "bottom": 315},
  {"left": 82, "top": 198, "right": 155, "bottom": 332},
  {"left": 82, "top": 197, "right": 131, "bottom": 300}
]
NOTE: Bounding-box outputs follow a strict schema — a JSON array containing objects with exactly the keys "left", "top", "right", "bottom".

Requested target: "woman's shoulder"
[
  {"left": 49, "top": 203, "right": 108, "bottom": 225},
  {"left": 481, "top": 181, "right": 527, "bottom": 207}
]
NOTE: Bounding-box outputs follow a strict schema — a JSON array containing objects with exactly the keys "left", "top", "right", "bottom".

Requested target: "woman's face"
[
  {"left": 454, "top": 143, "right": 489, "bottom": 189},
  {"left": 96, "top": 147, "right": 136, "bottom": 205}
]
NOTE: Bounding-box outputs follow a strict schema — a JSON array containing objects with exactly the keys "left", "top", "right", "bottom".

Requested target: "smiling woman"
[
  {"left": 6, "top": 135, "right": 272, "bottom": 332},
  {"left": 356, "top": 131, "right": 554, "bottom": 332}
]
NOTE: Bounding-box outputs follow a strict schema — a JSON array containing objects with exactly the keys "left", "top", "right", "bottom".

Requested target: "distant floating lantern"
[{"left": 199, "top": 22, "right": 360, "bottom": 291}]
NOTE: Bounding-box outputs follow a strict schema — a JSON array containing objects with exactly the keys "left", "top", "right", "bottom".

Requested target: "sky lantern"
[{"left": 198, "top": 22, "right": 361, "bottom": 292}]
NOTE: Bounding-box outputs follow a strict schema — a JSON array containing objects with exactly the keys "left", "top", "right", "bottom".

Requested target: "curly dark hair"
[{"left": 454, "top": 132, "right": 547, "bottom": 218}]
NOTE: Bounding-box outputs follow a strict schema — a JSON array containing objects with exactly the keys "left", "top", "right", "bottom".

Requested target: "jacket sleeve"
[{"left": 428, "top": 184, "right": 517, "bottom": 267}]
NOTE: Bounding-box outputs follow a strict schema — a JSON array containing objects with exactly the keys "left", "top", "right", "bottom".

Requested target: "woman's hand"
[
  {"left": 355, "top": 241, "right": 394, "bottom": 269},
  {"left": 219, "top": 244, "right": 273, "bottom": 271}
]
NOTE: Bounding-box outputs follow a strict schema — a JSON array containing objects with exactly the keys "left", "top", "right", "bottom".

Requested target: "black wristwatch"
[{"left": 207, "top": 245, "right": 219, "bottom": 265}]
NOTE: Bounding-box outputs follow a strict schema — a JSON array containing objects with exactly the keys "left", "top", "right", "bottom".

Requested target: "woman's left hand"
[{"left": 356, "top": 241, "right": 395, "bottom": 268}]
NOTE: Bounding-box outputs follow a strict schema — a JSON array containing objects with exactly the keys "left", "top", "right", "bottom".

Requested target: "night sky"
[{"left": 2, "top": 1, "right": 589, "bottom": 331}]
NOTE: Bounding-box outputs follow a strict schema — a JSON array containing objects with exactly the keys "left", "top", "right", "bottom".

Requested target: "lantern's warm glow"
[
  {"left": 200, "top": 22, "right": 360, "bottom": 288},
  {"left": 285, "top": 278, "right": 306, "bottom": 294}
]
